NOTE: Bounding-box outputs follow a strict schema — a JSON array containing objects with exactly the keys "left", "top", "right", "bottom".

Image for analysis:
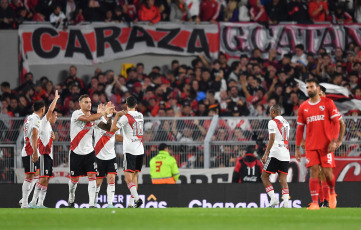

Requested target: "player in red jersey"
[{"left": 296, "top": 78, "right": 346, "bottom": 210}]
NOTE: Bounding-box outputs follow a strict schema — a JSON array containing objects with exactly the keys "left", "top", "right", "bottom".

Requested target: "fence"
[{"left": 1, "top": 116, "right": 360, "bottom": 183}]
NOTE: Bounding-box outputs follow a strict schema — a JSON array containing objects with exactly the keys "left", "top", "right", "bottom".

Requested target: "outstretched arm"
[
  {"left": 78, "top": 104, "right": 114, "bottom": 123},
  {"left": 110, "top": 110, "right": 127, "bottom": 133},
  {"left": 46, "top": 90, "right": 60, "bottom": 121}
]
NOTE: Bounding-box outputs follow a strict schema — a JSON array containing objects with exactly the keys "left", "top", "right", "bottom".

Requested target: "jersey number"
[
  {"left": 247, "top": 166, "right": 255, "bottom": 176},
  {"left": 132, "top": 121, "right": 143, "bottom": 137},
  {"left": 281, "top": 126, "right": 289, "bottom": 142},
  {"left": 327, "top": 153, "right": 333, "bottom": 164},
  {"left": 155, "top": 161, "right": 162, "bottom": 172}
]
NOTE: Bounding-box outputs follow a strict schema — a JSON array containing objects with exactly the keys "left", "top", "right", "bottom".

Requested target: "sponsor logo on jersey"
[
  {"left": 304, "top": 109, "right": 308, "bottom": 112},
  {"left": 319, "top": 106, "right": 325, "bottom": 111},
  {"left": 306, "top": 115, "right": 325, "bottom": 124}
]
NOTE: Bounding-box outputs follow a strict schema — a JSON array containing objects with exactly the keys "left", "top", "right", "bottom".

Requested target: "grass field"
[{"left": 1, "top": 208, "right": 360, "bottom": 230}]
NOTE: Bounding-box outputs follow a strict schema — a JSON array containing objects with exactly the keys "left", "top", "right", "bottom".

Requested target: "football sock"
[
  {"left": 127, "top": 182, "right": 139, "bottom": 200},
  {"left": 88, "top": 178, "right": 97, "bottom": 206},
  {"left": 265, "top": 185, "right": 275, "bottom": 199},
  {"left": 107, "top": 183, "right": 115, "bottom": 205},
  {"left": 319, "top": 183, "right": 324, "bottom": 202},
  {"left": 30, "top": 176, "right": 39, "bottom": 193},
  {"left": 309, "top": 178, "right": 320, "bottom": 204},
  {"left": 95, "top": 185, "right": 101, "bottom": 205},
  {"left": 282, "top": 188, "right": 289, "bottom": 201},
  {"left": 129, "top": 196, "right": 135, "bottom": 206},
  {"left": 68, "top": 179, "right": 78, "bottom": 203},
  {"left": 22, "top": 178, "right": 32, "bottom": 206},
  {"left": 30, "top": 183, "right": 42, "bottom": 205},
  {"left": 37, "top": 185, "right": 47, "bottom": 207},
  {"left": 326, "top": 176, "right": 336, "bottom": 195}
]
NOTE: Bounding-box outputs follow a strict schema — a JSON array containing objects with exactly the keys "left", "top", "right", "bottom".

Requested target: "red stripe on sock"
[
  {"left": 282, "top": 188, "right": 289, "bottom": 195},
  {"left": 127, "top": 182, "right": 135, "bottom": 190},
  {"left": 265, "top": 185, "right": 274, "bottom": 193}
]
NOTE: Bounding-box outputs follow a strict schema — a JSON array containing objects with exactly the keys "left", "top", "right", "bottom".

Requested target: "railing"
[{"left": 0, "top": 116, "right": 360, "bottom": 183}]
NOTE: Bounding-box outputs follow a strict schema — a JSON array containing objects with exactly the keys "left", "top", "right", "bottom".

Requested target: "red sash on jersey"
[
  {"left": 70, "top": 122, "right": 93, "bottom": 151},
  {"left": 125, "top": 114, "right": 143, "bottom": 143},
  {"left": 38, "top": 137, "right": 53, "bottom": 155},
  {"left": 94, "top": 132, "right": 115, "bottom": 155},
  {"left": 25, "top": 137, "right": 33, "bottom": 155},
  {"left": 273, "top": 119, "right": 289, "bottom": 149}
]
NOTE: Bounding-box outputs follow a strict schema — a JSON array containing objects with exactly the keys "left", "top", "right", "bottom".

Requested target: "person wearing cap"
[{"left": 150, "top": 143, "right": 180, "bottom": 184}]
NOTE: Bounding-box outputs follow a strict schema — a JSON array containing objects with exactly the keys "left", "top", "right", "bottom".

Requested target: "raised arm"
[
  {"left": 46, "top": 90, "right": 60, "bottom": 121},
  {"left": 78, "top": 104, "right": 114, "bottom": 123}
]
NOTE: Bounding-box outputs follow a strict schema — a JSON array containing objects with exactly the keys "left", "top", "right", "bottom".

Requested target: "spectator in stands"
[
  {"left": 250, "top": 0, "right": 268, "bottom": 23},
  {"left": 0, "top": 82, "right": 12, "bottom": 95},
  {"left": 138, "top": 0, "right": 161, "bottom": 25},
  {"left": 64, "top": 0, "right": 76, "bottom": 24},
  {"left": 333, "top": 3, "right": 353, "bottom": 24},
  {"left": 199, "top": 0, "right": 220, "bottom": 23},
  {"left": 113, "top": 5, "right": 132, "bottom": 24},
  {"left": 238, "top": 0, "right": 250, "bottom": 22},
  {"left": 123, "top": 0, "right": 137, "bottom": 21},
  {"left": 15, "top": 7, "right": 33, "bottom": 27},
  {"left": 50, "top": 5, "right": 67, "bottom": 28},
  {"left": 232, "top": 146, "right": 263, "bottom": 183},
  {"left": 169, "top": 0, "right": 189, "bottom": 22},
  {"left": 0, "top": 0, "right": 15, "bottom": 29},
  {"left": 223, "top": 0, "right": 238, "bottom": 22},
  {"left": 287, "top": 0, "right": 310, "bottom": 24},
  {"left": 265, "top": 0, "right": 288, "bottom": 24},
  {"left": 355, "top": 1, "right": 361, "bottom": 23},
  {"left": 73, "top": 8, "right": 85, "bottom": 24},
  {"left": 104, "top": 9, "right": 113, "bottom": 22},
  {"left": 291, "top": 44, "right": 308, "bottom": 66},
  {"left": 308, "top": 0, "right": 329, "bottom": 22},
  {"left": 64, "top": 65, "right": 85, "bottom": 89},
  {"left": 84, "top": 0, "right": 104, "bottom": 22}
]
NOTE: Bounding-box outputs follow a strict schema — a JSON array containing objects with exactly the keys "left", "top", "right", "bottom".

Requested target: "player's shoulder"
[
  {"left": 268, "top": 119, "right": 276, "bottom": 125},
  {"left": 321, "top": 97, "right": 334, "bottom": 105},
  {"left": 72, "top": 109, "right": 83, "bottom": 117},
  {"left": 299, "top": 99, "right": 310, "bottom": 109}
]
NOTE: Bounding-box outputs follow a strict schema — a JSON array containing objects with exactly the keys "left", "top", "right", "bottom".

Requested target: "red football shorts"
[{"left": 305, "top": 149, "right": 335, "bottom": 168}]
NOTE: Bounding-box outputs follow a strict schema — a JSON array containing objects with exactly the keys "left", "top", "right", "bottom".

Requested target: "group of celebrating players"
[
  {"left": 18, "top": 78, "right": 345, "bottom": 209},
  {"left": 19, "top": 91, "right": 144, "bottom": 208}
]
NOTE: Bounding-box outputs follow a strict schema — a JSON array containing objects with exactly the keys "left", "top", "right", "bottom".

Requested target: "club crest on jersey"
[
  {"left": 319, "top": 106, "right": 325, "bottom": 111},
  {"left": 45, "top": 170, "right": 48, "bottom": 174},
  {"left": 71, "top": 171, "right": 74, "bottom": 175}
]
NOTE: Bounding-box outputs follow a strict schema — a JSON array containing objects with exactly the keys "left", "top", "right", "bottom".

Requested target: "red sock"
[
  {"left": 309, "top": 178, "right": 319, "bottom": 204},
  {"left": 326, "top": 175, "right": 336, "bottom": 195},
  {"left": 322, "top": 181, "right": 330, "bottom": 201},
  {"left": 319, "top": 182, "right": 324, "bottom": 203}
]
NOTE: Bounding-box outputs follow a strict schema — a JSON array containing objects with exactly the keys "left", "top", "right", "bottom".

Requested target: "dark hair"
[
  {"left": 295, "top": 44, "right": 304, "bottom": 51},
  {"left": 320, "top": 85, "right": 327, "bottom": 93},
  {"left": 79, "top": 94, "right": 90, "bottom": 102},
  {"left": 305, "top": 78, "right": 319, "bottom": 86},
  {"left": 33, "top": 100, "right": 45, "bottom": 112},
  {"left": 1, "top": 82, "right": 10, "bottom": 88},
  {"left": 171, "top": 60, "right": 179, "bottom": 65},
  {"left": 136, "top": 63, "right": 144, "bottom": 67},
  {"left": 270, "top": 104, "right": 281, "bottom": 115},
  {"left": 159, "top": 143, "right": 168, "bottom": 151},
  {"left": 246, "top": 145, "right": 255, "bottom": 154},
  {"left": 126, "top": 95, "right": 137, "bottom": 108}
]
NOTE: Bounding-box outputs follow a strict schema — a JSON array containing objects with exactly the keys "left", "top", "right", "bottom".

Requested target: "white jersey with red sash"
[
  {"left": 21, "top": 113, "right": 41, "bottom": 157},
  {"left": 94, "top": 123, "right": 120, "bottom": 160},
  {"left": 38, "top": 116, "right": 54, "bottom": 159},
  {"left": 267, "top": 115, "right": 290, "bottom": 161},
  {"left": 70, "top": 110, "right": 95, "bottom": 155},
  {"left": 116, "top": 111, "right": 144, "bottom": 155}
]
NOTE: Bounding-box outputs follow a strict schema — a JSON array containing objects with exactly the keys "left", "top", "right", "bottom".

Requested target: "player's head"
[
  {"left": 49, "top": 109, "right": 59, "bottom": 125},
  {"left": 319, "top": 85, "right": 326, "bottom": 97},
  {"left": 126, "top": 95, "right": 137, "bottom": 110},
  {"left": 159, "top": 143, "right": 169, "bottom": 152},
  {"left": 33, "top": 100, "right": 46, "bottom": 116},
  {"left": 305, "top": 78, "right": 320, "bottom": 98},
  {"left": 269, "top": 104, "right": 281, "bottom": 119},
  {"left": 79, "top": 94, "right": 91, "bottom": 112}
]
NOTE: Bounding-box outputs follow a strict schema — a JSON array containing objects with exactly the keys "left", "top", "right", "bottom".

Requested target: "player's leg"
[
  {"left": 320, "top": 151, "right": 336, "bottom": 209},
  {"left": 278, "top": 161, "right": 290, "bottom": 208},
  {"left": 68, "top": 151, "right": 80, "bottom": 207},
  {"left": 95, "top": 158, "right": 105, "bottom": 207},
  {"left": 85, "top": 152, "right": 98, "bottom": 208},
  {"left": 261, "top": 157, "right": 279, "bottom": 207},
  {"left": 37, "top": 155, "right": 53, "bottom": 208},
  {"left": 21, "top": 155, "right": 35, "bottom": 208},
  {"left": 106, "top": 174, "right": 116, "bottom": 207},
  {"left": 318, "top": 168, "right": 324, "bottom": 207},
  {"left": 95, "top": 178, "right": 103, "bottom": 207},
  {"left": 319, "top": 168, "right": 329, "bottom": 207},
  {"left": 30, "top": 155, "right": 45, "bottom": 207},
  {"left": 133, "top": 155, "right": 144, "bottom": 208},
  {"left": 30, "top": 168, "right": 40, "bottom": 202},
  {"left": 37, "top": 177, "right": 49, "bottom": 208},
  {"left": 306, "top": 150, "right": 321, "bottom": 210}
]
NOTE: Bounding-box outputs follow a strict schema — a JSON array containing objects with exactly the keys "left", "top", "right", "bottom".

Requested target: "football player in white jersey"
[
  {"left": 110, "top": 96, "right": 144, "bottom": 208},
  {"left": 261, "top": 104, "right": 291, "bottom": 208},
  {"left": 68, "top": 94, "right": 114, "bottom": 208},
  {"left": 29, "top": 90, "right": 60, "bottom": 208},
  {"left": 20, "top": 100, "right": 46, "bottom": 208},
  {"left": 93, "top": 103, "right": 123, "bottom": 208}
]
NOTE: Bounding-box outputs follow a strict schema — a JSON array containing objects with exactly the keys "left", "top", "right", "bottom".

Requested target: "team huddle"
[
  {"left": 20, "top": 92, "right": 144, "bottom": 208},
  {"left": 18, "top": 78, "right": 345, "bottom": 209}
]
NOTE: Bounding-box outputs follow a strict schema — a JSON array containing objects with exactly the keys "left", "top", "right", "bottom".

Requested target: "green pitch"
[{"left": 1, "top": 208, "right": 360, "bottom": 230}]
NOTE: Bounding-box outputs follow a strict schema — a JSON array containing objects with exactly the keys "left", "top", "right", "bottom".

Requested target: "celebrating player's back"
[{"left": 296, "top": 78, "right": 345, "bottom": 210}]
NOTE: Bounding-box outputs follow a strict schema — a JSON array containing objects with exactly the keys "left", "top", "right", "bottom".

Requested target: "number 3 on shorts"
[{"left": 327, "top": 153, "right": 333, "bottom": 164}]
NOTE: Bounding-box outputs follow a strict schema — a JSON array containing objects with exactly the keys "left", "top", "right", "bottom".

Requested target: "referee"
[{"left": 150, "top": 143, "right": 180, "bottom": 184}]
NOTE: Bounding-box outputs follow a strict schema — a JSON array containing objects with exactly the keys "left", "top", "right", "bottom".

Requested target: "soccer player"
[
  {"left": 110, "top": 95, "right": 144, "bottom": 208},
  {"left": 68, "top": 95, "right": 114, "bottom": 208},
  {"left": 296, "top": 78, "right": 346, "bottom": 210},
  {"left": 93, "top": 103, "right": 124, "bottom": 208},
  {"left": 29, "top": 90, "right": 60, "bottom": 208},
  {"left": 261, "top": 104, "right": 291, "bottom": 208},
  {"left": 20, "top": 100, "right": 45, "bottom": 208}
]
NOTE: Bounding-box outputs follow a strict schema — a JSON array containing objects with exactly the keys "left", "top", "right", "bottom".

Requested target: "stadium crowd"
[{"left": 0, "top": 0, "right": 361, "bottom": 29}]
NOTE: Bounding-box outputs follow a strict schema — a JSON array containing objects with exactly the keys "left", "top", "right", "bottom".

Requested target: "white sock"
[
  {"left": 30, "top": 176, "right": 39, "bottom": 192},
  {"left": 282, "top": 188, "right": 289, "bottom": 203},
  {"left": 107, "top": 183, "right": 115, "bottom": 205},
  {"left": 127, "top": 182, "right": 139, "bottom": 200},
  {"left": 95, "top": 185, "right": 101, "bottom": 205},
  {"left": 37, "top": 185, "right": 47, "bottom": 207},
  {"left": 129, "top": 196, "right": 135, "bottom": 206},
  {"left": 30, "top": 183, "right": 42, "bottom": 205},
  {"left": 68, "top": 179, "right": 78, "bottom": 203},
  {"left": 88, "top": 178, "right": 97, "bottom": 207},
  {"left": 265, "top": 185, "right": 276, "bottom": 199},
  {"left": 22, "top": 178, "right": 32, "bottom": 206}
]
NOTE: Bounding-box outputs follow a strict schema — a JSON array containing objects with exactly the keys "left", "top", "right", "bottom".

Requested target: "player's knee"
[
  {"left": 261, "top": 172, "right": 269, "bottom": 181},
  {"left": 107, "top": 175, "right": 115, "bottom": 184}
]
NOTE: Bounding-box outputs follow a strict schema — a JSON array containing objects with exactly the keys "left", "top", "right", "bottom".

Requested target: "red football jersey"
[{"left": 297, "top": 97, "right": 341, "bottom": 150}]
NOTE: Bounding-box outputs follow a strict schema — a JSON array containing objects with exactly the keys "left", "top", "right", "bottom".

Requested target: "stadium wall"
[{"left": 1, "top": 183, "right": 359, "bottom": 208}]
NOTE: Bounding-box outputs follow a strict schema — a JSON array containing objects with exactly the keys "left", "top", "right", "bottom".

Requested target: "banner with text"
[
  {"left": 19, "top": 23, "right": 219, "bottom": 67},
  {"left": 220, "top": 23, "right": 361, "bottom": 58}
]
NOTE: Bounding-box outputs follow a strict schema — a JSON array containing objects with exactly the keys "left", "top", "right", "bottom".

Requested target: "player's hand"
[
  {"left": 104, "top": 105, "right": 115, "bottom": 115},
  {"left": 261, "top": 154, "right": 268, "bottom": 164},
  {"left": 295, "top": 148, "right": 302, "bottom": 162},
  {"left": 97, "top": 104, "right": 105, "bottom": 114},
  {"left": 328, "top": 141, "right": 337, "bottom": 153},
  {"left": 336, "top": 140, "right": 342, "bottom": 150},
  {"left": 51, "top": 131, "right": 55, "bottom": 140},
  {"left": 55, "top": 90, "right": 60, "bottom": 99},
  {"left": 32, "top": 153, "right": 38, "bottom": 163},
  {"left": 105, "top": 101, "right": 115, "bottom": 115},
  {"left": 301, "top": 139, "right": 305, "bottom": 149}
]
